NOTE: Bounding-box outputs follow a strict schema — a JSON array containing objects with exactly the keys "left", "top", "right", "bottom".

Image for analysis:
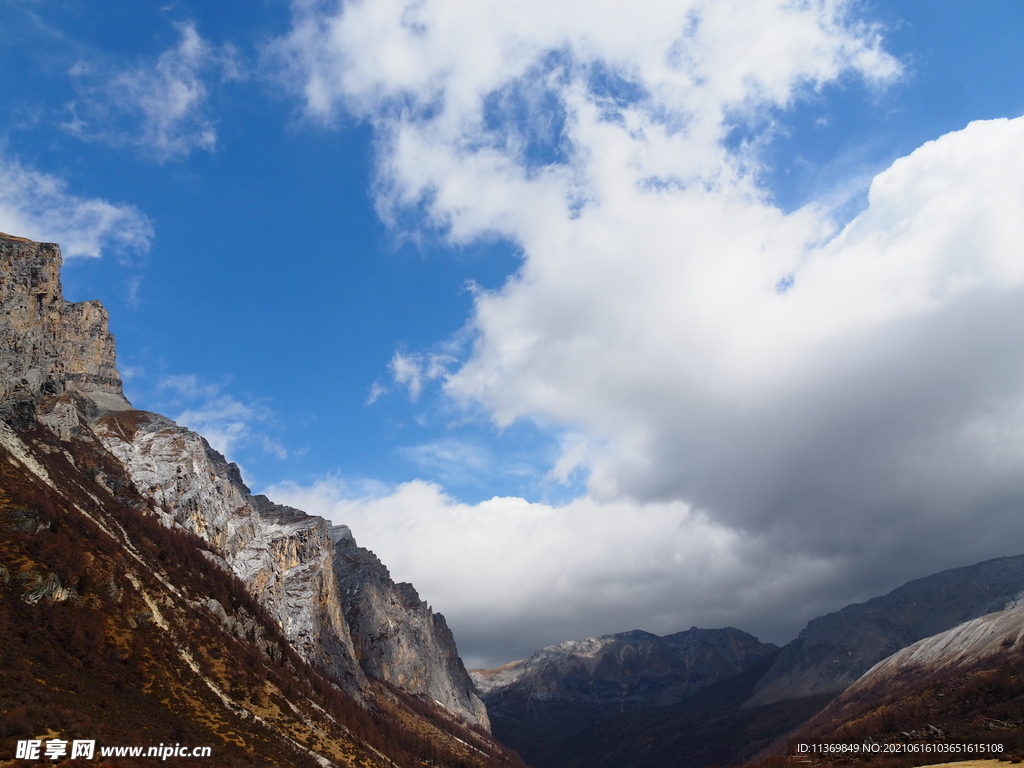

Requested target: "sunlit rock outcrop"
[
  {"left": 91, "top": 410, "right": 366, "bottom": 691},
  {"left": 0, "top": 233, "right": 127, "bottom": 425}
]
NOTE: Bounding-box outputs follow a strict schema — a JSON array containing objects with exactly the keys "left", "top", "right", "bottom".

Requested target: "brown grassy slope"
[
  {"left": 0, "top": 403, "right": 526, "bottom": 768},
  {"left": 745, "top": 646, "right": 1024, "bottom": 768}
]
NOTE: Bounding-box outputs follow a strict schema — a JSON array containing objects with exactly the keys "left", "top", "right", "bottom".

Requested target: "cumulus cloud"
[
  {"left": 65, "top": 22, "right": 239, "bottom": 161},
  {"left": 452, "top": 117, "right": 1024, "bottom": 519},
  {"left": 271, "top": 0, "right": 1024, "bottom": 658},
  {"left": 0, "top": 153, "right": 152, "bottom": 257}
]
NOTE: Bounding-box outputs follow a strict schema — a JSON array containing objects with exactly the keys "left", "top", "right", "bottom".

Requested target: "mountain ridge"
[
  {"left": 0, "top": 232, "right": 512, "bottom": 766},
  {"left": 745, "top": 552, "right": 1024, "bottom": 708},
  {"left": 471, "top": 625, "right": 778, "bottom": 763},
  {"left": 777, "top": 601, "right": 1024, "bottom": 761},
  {"left": 477, "top": 552, "right": 1024, "bottom": 766}
]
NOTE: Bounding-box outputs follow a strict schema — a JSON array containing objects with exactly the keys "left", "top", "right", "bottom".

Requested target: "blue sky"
[{"left": 3, "top": 0, "right": 1024, "bottom": 667}]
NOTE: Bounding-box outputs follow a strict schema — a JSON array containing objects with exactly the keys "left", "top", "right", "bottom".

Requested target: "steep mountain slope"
[
  {"left": 89, "top": 394, "right": 488, "bottom": 726},
  {"left": 745, "top": 554, "right": 1024, "bottom": 708},
  {"left": 88, "top": 406, "right": 366, "bottom": 695},
  {"left": 470, "top": 627, "right": 778, "bottom": 763},
  {"left": 0, "top": 232, "right": 520, "bottom": 767},
  {"left": 782, "top": 603, "right": 1024, "bottom": 759}
]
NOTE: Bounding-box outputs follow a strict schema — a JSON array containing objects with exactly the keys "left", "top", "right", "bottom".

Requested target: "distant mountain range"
[
  {"left": 473, "top": 554, "right": 1024, "bottom": 767},
  {"left": 471, "top": 627, "right": 777, "bottom": 763}
]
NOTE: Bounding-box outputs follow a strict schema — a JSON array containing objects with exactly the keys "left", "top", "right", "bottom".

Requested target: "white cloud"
[
  {"left": 267, "top": 476, "right": 872, "bottom": 667},
  {"left": 449, "top": 115, "right": 1024, "bottom": 521},
  {"left": 275, "top": 0, "right": 1024, "bottom": 523},
  {"left": 271, "top": 0, "right": 1024, "bottom": 657},
  {"left": 547, "top": 433, "right": 593, "bottom": 484},
  {"left": 66, "top": 22, "right": 239, "bottom": 161},
  {"left": 0, "top": 152, "right": 152, "bottom": 258}
]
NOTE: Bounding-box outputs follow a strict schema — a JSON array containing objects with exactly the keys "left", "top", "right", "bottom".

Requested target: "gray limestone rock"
[
  {"left": 332, "top": 526, "right": 490, "bottom": 728},
  {"left": 90, "top": 407, "right": 366, "bottom": 691},
  {"left": 0, "top": 233, "right": 129, "bottom": 424}
]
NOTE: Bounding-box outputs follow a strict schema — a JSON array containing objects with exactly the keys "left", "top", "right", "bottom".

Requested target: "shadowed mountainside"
[
  {"left": 746, "top": 554, "right": 1024, "bottom": 708},
  {"left": 534, "top": 654, "right": 835, "bottom": 768}
]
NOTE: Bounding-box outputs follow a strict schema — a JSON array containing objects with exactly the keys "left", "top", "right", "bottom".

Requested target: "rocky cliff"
[
  {"left": 0, "top": 233, "right": 125, "bottom": 425},
  {"left": 744, "top": 553, "right": 1024, "bottom": 708},
  {"left": 332, "top": 525, "right": 490, "bottom": 727},
  {"left": 0, "top": 233, "right": 489, "bottom": 730},
  {"left": 90, "top": 407, "right": 367, "bottom": 693},
  {"left": 471, "top": 626, "right": 778, "bottom": 763}
]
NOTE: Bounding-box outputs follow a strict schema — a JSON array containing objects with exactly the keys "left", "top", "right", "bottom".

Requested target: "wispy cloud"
[
  {"left": 365, "top": 380, "right": 388, "bottom": 405},
  {"left": 158, "top": 374, "right": 287, "bottom": 460},
  {"left": 400, "top": 438, "right": 494, "bottom": 486},
  {"left": 388, "top": 349, "right": 456, "bottom": 402},
  {"left": 0, "top": 151, "right": 152, "bottom": 258},
  {"left": 64, "top": 22, "right": 240, "bottom": 161}
]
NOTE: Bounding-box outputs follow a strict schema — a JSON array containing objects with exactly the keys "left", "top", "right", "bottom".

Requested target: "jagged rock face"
[
  {"left": 472, "top": 627, "right": 778, "bottom": 762},
  {"left": 89, "top": 407, "right": 365, "bottom": 691},
  {"left": 332, "top": 525, "right": 490, "bottom": 729},
  {"left": 0, "top": 233, "right": 488, "bottom": 728},
  {"left": 744, "top": 553, "right": 1024, "bottom": 708},
  {"left": 0, "top": 234, "right": 124, "bottom": 422}
]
